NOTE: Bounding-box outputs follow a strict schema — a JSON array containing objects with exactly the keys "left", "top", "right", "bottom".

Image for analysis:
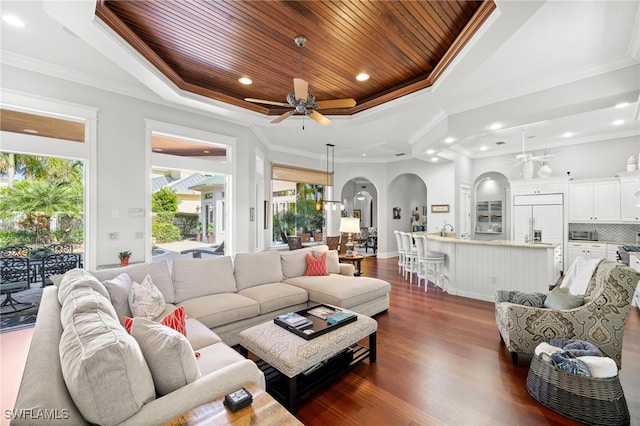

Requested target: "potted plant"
[
  {"left": 207, "top": 223, "right": 214, "bottom": 244},
  {"left": 118, "top": 250, "right": 131, "bottom": 266},
  {"left": 195, "top": 222, "right": 202, "bottom": 242}
]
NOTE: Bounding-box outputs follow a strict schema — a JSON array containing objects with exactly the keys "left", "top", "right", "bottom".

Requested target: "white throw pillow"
[
  {"left": 130, "top": 318, "right": 201, "bottom": 396},
  {"left": 103, "top": 273, "right": 133, "bottom": 322},
  {"left": 129, "top": 275, "right": 166, "bottom": 320}
]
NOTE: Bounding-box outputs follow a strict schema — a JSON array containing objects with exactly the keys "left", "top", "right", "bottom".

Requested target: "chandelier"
[{"left": 316, "top": 143, "right": 341, "bottom": 211}]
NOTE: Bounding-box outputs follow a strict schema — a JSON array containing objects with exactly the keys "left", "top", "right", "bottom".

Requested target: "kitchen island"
[{"left": 414, "top": 233, "right": 561, "bottom": 302}]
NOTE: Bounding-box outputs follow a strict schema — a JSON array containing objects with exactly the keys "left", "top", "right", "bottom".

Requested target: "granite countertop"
[{"left": 418, "top": 233, "right": 559, "bottom": 249}]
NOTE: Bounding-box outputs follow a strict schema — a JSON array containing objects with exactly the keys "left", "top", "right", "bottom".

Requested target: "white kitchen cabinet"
[
  {"left": 567, "top": 242, "right": 607, "bottom": 266},
  {"left": 568, "top": 180, "right": 620, "bottom": 222},
  {"left": 620, "top": 174, "right": 640, "bottom": 222},
  {"left": 511, "top": 179, "right": 566, "bottom": 195}
]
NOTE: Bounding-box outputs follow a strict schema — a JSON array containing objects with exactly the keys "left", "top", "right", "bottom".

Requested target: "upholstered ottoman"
[{"left": 238, "top": 312, "right": 377, "bottom": 412}]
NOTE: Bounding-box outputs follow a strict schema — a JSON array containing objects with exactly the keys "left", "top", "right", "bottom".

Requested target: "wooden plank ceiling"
[{"left": 95, "top": 0, "right": 495, "bottom": 116}]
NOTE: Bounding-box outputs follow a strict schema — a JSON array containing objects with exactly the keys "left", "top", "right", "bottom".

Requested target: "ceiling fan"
[{"left": 245, "top": 36, "right": 356, "bottom": 126}]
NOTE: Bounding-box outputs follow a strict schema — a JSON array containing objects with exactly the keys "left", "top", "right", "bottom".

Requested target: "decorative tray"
[{"left": 273, "top": 304, "right": 357, "bottom": 340}]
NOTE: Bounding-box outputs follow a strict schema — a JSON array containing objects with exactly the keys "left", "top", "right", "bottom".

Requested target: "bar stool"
[
  {"left": 423, "top": 236, "right": 445, "bottom": 291},
  {"left": 401, "top": 232, "right": 418, "bottom": 283},
  {"left": 393, "top": 230, "right": 405, "bottom": 275}
]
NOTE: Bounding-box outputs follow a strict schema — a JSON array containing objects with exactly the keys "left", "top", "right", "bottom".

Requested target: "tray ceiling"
[{"left": 95, "top": 0, "right": 494, "bottom": 116}]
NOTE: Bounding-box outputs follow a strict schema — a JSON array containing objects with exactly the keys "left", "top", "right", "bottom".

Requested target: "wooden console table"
[{"left": 163, "top": 382, "right": 302, "bottom": 426}]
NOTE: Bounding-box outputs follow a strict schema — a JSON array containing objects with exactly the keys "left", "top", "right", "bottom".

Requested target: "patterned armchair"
[{"left": 495, "top": 260, "right": 640, "bottom": 369}]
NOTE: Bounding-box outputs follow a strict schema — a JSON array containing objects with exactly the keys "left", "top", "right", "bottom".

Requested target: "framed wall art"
[
  {"left": 393, "top": 207, "right": 401, "bottom": 219},
  {"left": 353, "top": 209, "right": 361, "bottom": 219},
  {"left": 431, "top": 204, "right": 450, "bottom": 213}
]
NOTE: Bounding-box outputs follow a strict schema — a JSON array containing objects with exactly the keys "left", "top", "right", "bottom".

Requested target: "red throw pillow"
[
  {"left": 304, "top": 252, "right": 329, "bottom": 276},
  {"left": 123, "top": 306, "right": 187, "bottom": 336}
]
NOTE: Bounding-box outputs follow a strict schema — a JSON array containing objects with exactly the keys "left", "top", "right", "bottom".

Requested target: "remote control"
[{"left": 224, "top": 388, "right": 253, "bottom": 412}]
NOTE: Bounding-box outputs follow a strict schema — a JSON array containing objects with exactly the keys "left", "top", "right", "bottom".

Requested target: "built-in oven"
[{"left": 617, "top": 246, "right": 640, "bottom": 266}]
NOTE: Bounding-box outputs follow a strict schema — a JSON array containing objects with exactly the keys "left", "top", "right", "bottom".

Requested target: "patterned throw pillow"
[
  {"left": 123, "top": 306, "right": 186, "bottom": 336},
  {"left": 510, "top": 291, "right": 546, "bottom": 307},
  {"left": 128, "top": 275, "right": 166, "bottom": 320},
  {"left": 304, "top": 252, "right": 329, "bottom": 276}
]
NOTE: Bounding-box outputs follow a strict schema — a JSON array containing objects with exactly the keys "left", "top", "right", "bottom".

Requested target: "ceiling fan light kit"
[{"left": 245, "top": 36, "right": 356, "bottom": 126}]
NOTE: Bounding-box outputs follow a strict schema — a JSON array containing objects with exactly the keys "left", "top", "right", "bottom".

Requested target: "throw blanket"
[
  {"left": 550, "top": 351, "right": 591, "bottom": 376},
  {"left": 534, "top": 341, "right": 617, "bottom": 378},
  {"left": 550, "top": 338, "right": 602, "bottom": 357},
  {"left": 559, "top": 256, "right": 603, "bottom": 295}
]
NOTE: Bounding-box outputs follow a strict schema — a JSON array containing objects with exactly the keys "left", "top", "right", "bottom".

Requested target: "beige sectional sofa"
[{"left": 13, "top": 245, "right": 390, "bottom": 425}]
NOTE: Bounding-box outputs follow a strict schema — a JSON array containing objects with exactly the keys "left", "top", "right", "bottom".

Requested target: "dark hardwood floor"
[
  {"left": 1, "top": 256, "right": 637, "bottom": 425},
  {"left": 295, "top": 256, "right": 640, "bottom": 426}
]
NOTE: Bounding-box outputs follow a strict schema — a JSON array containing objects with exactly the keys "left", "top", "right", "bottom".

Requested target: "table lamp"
[{"left": 339, "top": 217, "right": 361, "bottom": 255}]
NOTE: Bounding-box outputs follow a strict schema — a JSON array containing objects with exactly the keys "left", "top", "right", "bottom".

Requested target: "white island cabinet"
[{"left": 417, "top": 234, "right": 560, "bottom": 302}]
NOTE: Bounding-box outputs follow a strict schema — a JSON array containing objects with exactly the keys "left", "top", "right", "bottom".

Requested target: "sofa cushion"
[
  {"left": 313, "top": 249, "right": 340, "bottom": 274},
  {"left": 178, "top": 293, "right": 260, "bottom": 329},
  {"left": 280, "top": 247, "right": 314, "bottom": 279},
  {"left": 60, "top": 287, "right": 118, "bottom": 325},
  {"left": 172, "top": 256, "right": 237, "bottom": 303},
  {"left": 238, "top": 283, "right": 308, "bottom": 314},
  {"left": 284, "top": 275, "right": 391, "bottom": 309},
  {"left": 90, "top": 259, "right": 175, "bottom": 303},
  {"left": 57, "top": 269, "right": 110, "bottom": 305},
  {"left": 543, "top": 286, "right": 585, "bottom": 310},
  {"left": 305, "top": 252, "right": 329, "bottom": 276},
  {"left": 59, "top": 310, "right": 155, "bottom": 426},
  {"left": 234, "top": 251, "right": 283, "bottom": 290},
  {"left": 102, "top": 272, "right": 133, "bottom": 321},
  {"left": 129, "top": 275, "right": 166, "bottom": 320},
  {"left": 185, "top": 317, "right": 222, "bottom": 350},
  {"left": 130, "top": 318, "right": 201, "bottom": 396},
  {"left": 196, "top": 341, "right": 252, "bottom": 376}
]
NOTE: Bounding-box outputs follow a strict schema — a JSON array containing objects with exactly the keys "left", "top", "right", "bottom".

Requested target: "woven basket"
[{"left": 527, "top": 355, "right": 630, "bottom": 426}]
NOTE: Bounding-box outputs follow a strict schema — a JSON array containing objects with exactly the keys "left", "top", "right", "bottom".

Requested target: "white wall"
[{"left": 1, "top": 64, "right": 266, "bottom": 267}]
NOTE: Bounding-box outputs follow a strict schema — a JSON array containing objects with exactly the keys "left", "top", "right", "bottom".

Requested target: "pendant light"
[{"left": 318, "top": 143, "right": 341, "bottom": 211}]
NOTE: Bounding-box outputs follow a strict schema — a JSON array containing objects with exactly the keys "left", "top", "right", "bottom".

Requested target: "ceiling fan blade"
[
  {"left": 293, "top": 78, "right": 308, "bottom": 101},
  {"left": 316, "top": 99, "right": 357, "bottom": 109},
  {"left": 270, "top": 110, "right": 294, "bottom": 124},
  {"left": 309, "top": 110, "right": 331, "bottom": 126},
  {"left": 245, "top": 98, "right": 290, "bottom": 107}
]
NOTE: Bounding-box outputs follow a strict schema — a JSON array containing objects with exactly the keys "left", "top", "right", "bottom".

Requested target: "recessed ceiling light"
[
  {"left": 613, "top": 119, "right": 624, "bottom": 126},
  {"left": 362, "top": 153, "right": 367, "bottom": 157},
  {"left": 495, "top": 141, "right": 506, "bottom": 145},
  {"left": 238, "top": 77, "right": 252, "bottom": 85},
  {"left": 356, "top": 73, "right": 370, "bottom": 82},
  {"left": 431, "top": 157, "right": 438, "bottom": 162},
  {"left": 444, "top": 137, "right": 454, "bottom": 144},
  {"left": 23, "top": 128, "right": 38, "bottom": 134},
  {"left": 562, "top": 132, "right": 573, "bottom": 138},
  {"left": 203, "top": 150, "right": 210, "bottom": 154},
  {"left": 489, "top": 122, "right": 502, "bottom": 130},
  {"left": 615, "top": 102, "right": 629, "bottom": 109},
  {"left": 153, "top": 148, "right": 163, "bottom": 152},
  {"left": 426, "top": 149, "right": 435, "bottom": 155},
  {"left": 480, "top": 146, "right": 488, "bottom": 151},
  {"left": 3, "top": 15, "right": 25, "bottom": 28}
]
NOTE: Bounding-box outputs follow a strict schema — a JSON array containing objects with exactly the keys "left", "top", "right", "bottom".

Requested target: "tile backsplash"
[{"left": 569, "top": 223, "right": 640, "bottom": 243}]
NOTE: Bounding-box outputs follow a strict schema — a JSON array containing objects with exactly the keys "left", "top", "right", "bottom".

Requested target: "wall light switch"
[
  {"left": 135, "top": 232, "right": 143, "bottom": 239},
  {"left": 107, "top": 232, "right": 119, "bottom": 241},
  {"left": 112, "top": 209, "right": 119, "bottom": 218}
]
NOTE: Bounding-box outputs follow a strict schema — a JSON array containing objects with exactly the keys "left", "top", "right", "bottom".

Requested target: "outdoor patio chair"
[
  {"left": 0, "top": 245, "right": 31, "bottom": 257},
  {"left": 46, "top": 243, "right": 74, "bottom": 254},
  {"left": 326, "top": 236, "right": 340, "bottom": 251},
  {"left": 1, "top": 257, "right": 33, "bottom": 311},
  {"left": 40, "top": 253, "right": 80, "bottom": 285}
]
